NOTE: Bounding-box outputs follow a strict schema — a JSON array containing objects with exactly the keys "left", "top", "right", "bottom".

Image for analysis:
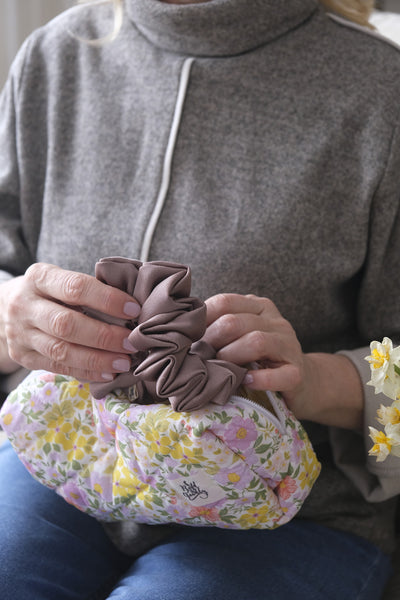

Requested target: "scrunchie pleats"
[{"left": 87, "top": 258, "right": 246, "bottom": 411}]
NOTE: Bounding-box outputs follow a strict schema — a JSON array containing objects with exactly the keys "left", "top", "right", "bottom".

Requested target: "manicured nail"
[
  {"left": 123, "top": 338, "right": 137, "bottom": 353},
  {"left": 102, "top": 373, "right": 114, "bottom": 381},
  {"left": 243, "top": 373, "right": 254, "bottom": 385},
  {"left": 124, "top": 302, "right": 141, "bottom": 318},
  {"left": 112, "top": 358, "right": 131, "bottom": 372}
]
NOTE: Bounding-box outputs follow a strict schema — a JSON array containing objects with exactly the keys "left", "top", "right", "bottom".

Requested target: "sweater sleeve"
[
  {"left": 330, "top": 112, "right": 400, "bottom": 502},
  {"left": 0, "top": 40, "right": 36, "bottom": 282},
  {"left": 331, "top": 348, "right": 400, "bottom": 502}
]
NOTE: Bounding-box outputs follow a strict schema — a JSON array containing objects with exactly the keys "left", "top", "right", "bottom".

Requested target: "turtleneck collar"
[{"left": 124, "top": 0, "right": 319, "bottom": 57}]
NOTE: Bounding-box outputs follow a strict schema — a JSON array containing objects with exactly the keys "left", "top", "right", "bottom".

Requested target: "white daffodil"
[
  {"left": 366, "top": 338, "right": 400, "bottom": 400},
  {"left": 368, "top": 424, "right": 400, "bottom": 461},
  {"left": 384, "top": 423, "right": 400, "bottom": 458},
  {"left": 376, "top": 402, "right": 400, "bottom": 426},
  {"left": 369, "top": 427, "right": 392, "bottom": 462}
]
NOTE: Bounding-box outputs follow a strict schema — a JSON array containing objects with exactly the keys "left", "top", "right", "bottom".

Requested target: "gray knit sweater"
[{"left": 1, "top": 0, "right": 400, "bottom": 554}]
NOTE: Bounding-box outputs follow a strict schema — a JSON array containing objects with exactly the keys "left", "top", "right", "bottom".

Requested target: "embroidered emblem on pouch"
[
  {"left": 180, "top": 480, "right": 209, "bottom": 502},
  {"left": 169, "top": 473, "right": 226, "bottom": 507}
]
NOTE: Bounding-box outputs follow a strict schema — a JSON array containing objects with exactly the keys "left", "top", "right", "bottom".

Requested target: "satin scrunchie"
[{"left": 86, "top": 257, "right": 246, "bottom": 411}]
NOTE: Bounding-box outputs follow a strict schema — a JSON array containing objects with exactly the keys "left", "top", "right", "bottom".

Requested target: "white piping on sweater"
[
  {"left": 141, "top": 14, "right": 399, "bottom": 263},
  {"left": 140, "top": 57, "right": 195, "bottom": 263}
]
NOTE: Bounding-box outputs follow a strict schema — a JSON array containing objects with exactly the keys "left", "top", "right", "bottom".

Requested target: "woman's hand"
[
  {"left": 204, "top": 293, "right": 363, "bottom": 429},
  {"left": 0, "top": 263, "right": 141, "bottom": 382}
]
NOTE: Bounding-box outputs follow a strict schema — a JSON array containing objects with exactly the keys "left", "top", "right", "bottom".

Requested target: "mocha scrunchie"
[{"left": 86, "top": 257, "right": 246, "bottom": 411}]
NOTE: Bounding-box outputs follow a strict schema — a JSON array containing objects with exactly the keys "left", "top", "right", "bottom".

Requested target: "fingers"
[
  {"left": 205, "top": 293, "right": 266, "bottom": 326},
  {"left": 244, "top": 363, "right": 302, "bottom": 392},
  {"left": 203, "top": 292, "right": 304, "bottom": 396},
  {"left": 7, "top": 314, "right": 134, "bottom": 383},
  {"left": 15, "top": 331, "right": 132, "bottom": 383},
  {"left": 203, "top": 312, "right": 262, "bottom": 351},
  {"left": 204, "top": 293, "right": 288, "bottom": 352},
  {"left": 213, "top": 329, "right": 284, "bottom": 365},
  {"left": 3, "top": 263, "right": 141, "bottom": 382},
  {"left": 25, "top": 263, "right": 141, "bottom": 319},
  {"left": 29, "top": 297, "right": 134, "bottom": 353}
]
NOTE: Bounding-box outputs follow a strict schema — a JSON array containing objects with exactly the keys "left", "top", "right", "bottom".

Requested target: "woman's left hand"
[{"left": 203, "top": 293, "right": 363, "bottom": 429}]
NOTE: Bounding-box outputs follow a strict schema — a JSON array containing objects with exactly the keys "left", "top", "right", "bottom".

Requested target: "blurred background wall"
[
  {"left": 0, "top": 0, "right": 399, "bottom": 89},
  {"left": 377, "top": 0, "right": 400, "bottom": 11},
  {"left": 0, "top": 0, "right": 69, "bottom": 88}
]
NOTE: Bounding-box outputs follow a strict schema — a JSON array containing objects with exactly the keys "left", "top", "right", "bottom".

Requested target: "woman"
[{"left": 0, "top": 0, "right": 399, "bottom": 598}]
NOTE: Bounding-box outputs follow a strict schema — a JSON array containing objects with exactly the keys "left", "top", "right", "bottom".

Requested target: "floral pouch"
[
  {"left": 0, "top": 371, "right": 320, "bottom": 529},
  {"left": 0, "top": 258, "right": 320, "bottom": 529}
]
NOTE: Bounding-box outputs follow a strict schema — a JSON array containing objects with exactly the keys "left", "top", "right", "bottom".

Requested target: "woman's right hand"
[{"left": 0, "top": 262, "right": 141, "bottom": 382}]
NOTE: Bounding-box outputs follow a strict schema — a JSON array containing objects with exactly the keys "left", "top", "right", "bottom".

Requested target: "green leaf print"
[
  {"left": 255, "top": 443, "right": 272, "bottom": 454},
  {"left": 215, "top": 411, "right": 232, "bottom": 424},
  {"left": 152, "top": 495, "right": 164, "bottom": 508},
  {"left": 54, "top": 375, "right": 69, "bottom": 385}
]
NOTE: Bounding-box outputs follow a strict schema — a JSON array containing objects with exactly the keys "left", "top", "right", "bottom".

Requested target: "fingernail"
[
  {"left": 124, "top": 302, "right": 141, "bottom": 318},
  {"left": 243, "top": 374, "right": 254, "bottom": 385},
  {"left": 112, "top": 358, "right": 131, "bottom": 372},
  {"left": 102, "top": 373, "right": 114, "bottom": 381},
  {"left": 123, "top": 338, "right": 137, "bottom": 353}
]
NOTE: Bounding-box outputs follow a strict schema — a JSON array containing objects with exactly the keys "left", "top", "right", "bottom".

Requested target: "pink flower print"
[
  {"left": 62, "top": 481, "right": 89, "bottom": 511},
  {"left": 290, "top": 430, "right": 304, "bottom": 460},
  {"left": 277, "top": 476, "right": 297, "bottom": 500},
  {"left": 223, "top": 416, "right": 258, "bottom": 451},
  {"left": 189, "top": 505, "right": 220, "bottom": 522},
  {"left": 89, "top": 472, "right": 115, "bottom": 503},
  {"left": 166, "top": 503, "right": 194, "bottom": 522},
  {"left": 215, "top": 463, "right": 253, "bottom": 491},
  {"left": 39, "top": 372, "right": 57, "bottom": 383},
  {"left": 40, "top": 382, "right": 60, "bottom": 403}
]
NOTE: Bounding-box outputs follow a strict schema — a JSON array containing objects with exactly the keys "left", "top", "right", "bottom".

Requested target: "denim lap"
[
  {"left": 108, "top": 523, "right": 392, "bottom": 600},
  {"left": 0, "top": 441, "right": 393, "bottom": 600},
  {"left": 0, "top": 442, "right": 131, "bottom": 600}
]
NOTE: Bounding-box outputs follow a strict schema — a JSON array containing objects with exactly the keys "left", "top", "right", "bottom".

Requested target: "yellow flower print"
[
  {"left": 2, "top": 413, "right": 12, "bottom": 426},
  {"left": 143, "top": 428, "right": 173, "bottom": 456},
  {"left": 61, "top": 380, "right": 91, "bottom": 404},
  {"left": 297, "top": 470, "right": 311, "bottom": 490},
  {"left": 43, "top": 421, "right": 73, "bottom": 446},
  {"left": 238, "top": 504, "right": 275, "bottom": 528},
  {"left": 44, "top": 401, "right": 75, "bottom": 429},
  {"left": 295, "top": 449, "right": 320, "bottom": 489},
  {"left": 236, "top": 427, "right": 248, "bottom": 440},
  {"left": 112, "top": 457, "right": 148, "bottom": 499},
  {"left": 170, "top": 443, "right": 206, "bottom": 465},
  {"left": 66, "top": 432, "right": 90, "bottom": 462},
  {"left": 43, "top": 418, "right": 94, "bottom": 461}
]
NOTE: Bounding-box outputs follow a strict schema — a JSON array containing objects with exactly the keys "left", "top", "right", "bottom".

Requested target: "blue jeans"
[{"left": 0, "top": 441, "right": 393, "bottom": 600}]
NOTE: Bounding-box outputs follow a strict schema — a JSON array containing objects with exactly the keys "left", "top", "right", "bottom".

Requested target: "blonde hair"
[
  {"left": 319, "top": 0, "right": 375, "bottom": 27},
  {"left": 77, "top": 0, "right": 375, "bottom": 41},
  {"left": 77, "top": 0, "right": 123, "bottom": 44}
]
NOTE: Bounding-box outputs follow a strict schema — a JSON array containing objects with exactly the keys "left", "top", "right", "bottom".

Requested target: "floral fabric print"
[{"left": 0, "top": 370, "right": 320, "bottom": 529}]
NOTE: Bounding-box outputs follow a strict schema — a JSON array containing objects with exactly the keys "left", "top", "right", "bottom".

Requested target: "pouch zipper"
[{"left": 230, "top": 391, "right": 286, "bottom": 435}]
